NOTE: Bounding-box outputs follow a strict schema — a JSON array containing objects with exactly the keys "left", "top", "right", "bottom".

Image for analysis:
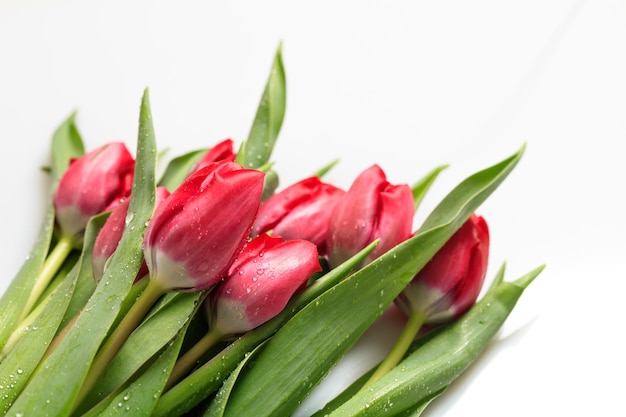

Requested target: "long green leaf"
[
  {"left": 58, "top": 213, "right": 108, "bottom": 329},
  {"left": 6, "top": 88, "right": 158, "bottom": 417},
  {"left": 201, "top": 341, "right": 267, "bottom": 417},
  {"left": 236, "top": 43, "right": 286, "bottom": 169},
  {"left": 153, "top": 241, "right": 379, "bottom": 417},
  {"left": 0, "top": 206, "right": 55, "bottom": 355},
  {"left": 77, "top": 292, "right": 203, "bottom": 412},
  {"left": 0, "top": 265, "right": 75, "bottom": 414},
  {"left": 218, "top": 145, "right": 525, "bottom": 417},
  {"left": 157, "top": 148, "right": 208, "bottom": 191},
  {"left": 0, "top": 213, "right": 105, "bottom": 413},
  {"left": 50, "top": 111, "right": 85, "bottom": 182},
  {"left": 322, "top": 265, "right": 544, "bottom": 416},
  {"left": 0, "top": 114, "right": 83, "bottom": 353},
  {"left": 411, "top": 164, "right": 448, "bottom": 211},
  {"left": 84, "top": 310, "right": 195, "bottom": 417}
]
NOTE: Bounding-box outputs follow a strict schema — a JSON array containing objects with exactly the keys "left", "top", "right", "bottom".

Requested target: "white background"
[{"left": 1, "top": 1, "right": 624, "bottom": 416}]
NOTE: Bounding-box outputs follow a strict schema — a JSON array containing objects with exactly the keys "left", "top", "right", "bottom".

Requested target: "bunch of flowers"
[{"left": 0, "top": 46, "right": 543, "bottom": 417}]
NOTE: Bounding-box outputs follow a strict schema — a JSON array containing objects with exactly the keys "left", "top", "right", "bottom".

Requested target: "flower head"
[
  {"left": 395, "top": 214, "right": 490, "bottom": 324},
  {"left": 252, "top": 176, "right": 345, "bottom": 255},
  {"left": 142, "top": 161, "right": 264, "bottom": 292},
  {"left": 326, "top": 164, "right": 414, "bottom": 267},
  {"left": 92, "top": 186, "right": 171, "bottom": 283},
  {"left": 207, "top": 233, "right": 321, "bottom": 336},
  {"left": 53, "top": 142, "right": 135, "bottom": 242},
  {"left": 192, "top": 138, "right": 236, "bottom": 173}
]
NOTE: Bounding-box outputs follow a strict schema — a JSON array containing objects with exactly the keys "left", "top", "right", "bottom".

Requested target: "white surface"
[{"left": 1, "top": 1, "right": 624, "bottom": 416}]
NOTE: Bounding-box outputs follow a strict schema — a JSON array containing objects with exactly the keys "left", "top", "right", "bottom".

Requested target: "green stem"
[
  {"left": 361, "top": 309, "right": 427, "bottom": 389},
  {"left": 0, "top": 275, "right": 64, "bottom": 361},
  {"left": 73, "top": 279, "right": 166, "bottom": 410},
  {"left": 19, "top": 234, "right": 74, "bottom": 322},
  {"left": 165, "top": 327, "right": 224, "bottom": 391}
]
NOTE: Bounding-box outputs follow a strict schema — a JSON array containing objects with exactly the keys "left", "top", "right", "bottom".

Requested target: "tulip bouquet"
[{"left": 0, "top": 45, "right": 543, "bottom": 417}]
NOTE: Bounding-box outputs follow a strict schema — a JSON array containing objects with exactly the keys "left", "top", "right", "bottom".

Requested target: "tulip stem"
[
  {"left": 0, "top": 275, "right": 64, "bottom": 361},
  {"left": 165, "top": 327, "right": 224, "bottom": 391},
  {"left": 19, "top": 234, "right": 74, "bottom": 323},
  {"left": 361, "top": 309, "right": 427, "bottom": 389},
  {"left": 73, "top": 279, "right": 166, "bottom": 410}
]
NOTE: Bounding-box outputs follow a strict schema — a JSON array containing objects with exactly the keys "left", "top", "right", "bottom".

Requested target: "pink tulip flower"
[
  {"left": 142, "top": 161, "right": 264, "bottom": 292},
  {"left": 395, "top": 214, "right": 490, "bottom": 324},
  {"left": 207, "top": 233, "right": 322, "bottom": 336},
  {"left": 92, "top": 186, "right": 171, "bottom": 283},
  {"left": 53, "top": 142, "right": 135, "bottom": 242},
  {"left": 326, "top": 164, "right": 414, "bottom": 267},
  {"left": 251, "top": 176, "right": 345, "bottom": 255}
]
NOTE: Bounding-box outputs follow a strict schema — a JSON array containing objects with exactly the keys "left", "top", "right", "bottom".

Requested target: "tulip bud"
[
  {"left": 92, "top": 187, "right": 171, "bottom": 283},
  {"left": 251, "top": 176, "right": 345, "bottom": 255},
  {"left": 142, "top": 161, "right": 264, "bottom": 292},
  {"left": 326, "top": 164, "right": 414, "bottom": 267},
  {"left": 53, "top": 142, "right": 135, "bottom": 242},
  {"left": 395, "top": 214, "right": 490, "bottom": 324},
  {"left": 207, "top": 233, "right": 321, "bottom": 336},
  {"left": 192, "top": 138, "right": 236, "bottom": 173}
]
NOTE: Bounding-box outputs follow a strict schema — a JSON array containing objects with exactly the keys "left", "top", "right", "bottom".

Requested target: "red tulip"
[
  {"left": 53, "top": 142, "right": 135, "bottom": 242},
  {"left": 192, "top": 138, "right": 236, "bottom": 173},
  {"left": 92, "top": 187, "right": 171, "bottom": 283},
  {"left": 251, "top": 176, "right": 345, "bottom": 255},
  {"left": 326, "top": 164, "right": 414, "bottom": 267},
  {"left": 207, "top": 233, "right": 321, "bottom": 335},
  {"left": 142, "top": 161, "right": 264, "bottom": 292},
  {"left": 395, "top": 214, "right": 490, "bottom": 324}
]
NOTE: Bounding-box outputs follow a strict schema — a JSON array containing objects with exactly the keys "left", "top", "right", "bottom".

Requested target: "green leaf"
[
  {"left": 313, "top": 159, "right": 339, "bottom": 179},
  {"left": 6, "top": 88, "right": 158, "bottom": 417},
  {"left": 157, "top": 148, "right": 208, "bottom": 191},
  {"left": 261, "top": 169, "right": 280, "bottom": 201},
  {"left": 217, "top": 145, "right": 526, "bottom": 417},
  {"left": 420, "top": 144, "right": 525, "bottom": 232},
  {"left": 201, "top": 342, "right": 267, "bottom": 417},
  {"left": 309, "top": 325, "right": 449, "bottom": 417},
  {"left": 153, "top": 241, "right": 379, "bottom": 417},
  {"left": 0, "top": 113, "right": 85, "bottom": 352},
  {"left": 85, "top": 300, "right": 196, "bottom": 417},
  {"left": 411, "top": 164, "right": 448, "bottom": 211},
  {"left": 322, "top": 265, "right": 545, "bottom": 416},
  {"left": 0, "top": 265, "right": 74, "bottom": 413},
  {"left": 236, "top": 43, "right": 286, "bottom": 169},
  {"left": 77, "top": 292, "right": 203, "bottom": 412},
  {"left": 0, "top": 213, "right": 107, "bottom": 413},
  {"left": 0, "top": 206, "right": 55, "bottom": 354},
  {"left": 83, "top": 319, "right": 190, "bottom": 417},
  {"left": 58, "top": 213, "right": 109, "bottom": 330},
  {"left": 51, "top": 111, "right": 85, "bottom": 183},
  {"left": 392, "top": 387, "right": 447, "bottom": 417}
]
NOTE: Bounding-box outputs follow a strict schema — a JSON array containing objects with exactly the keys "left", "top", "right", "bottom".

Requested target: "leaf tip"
[{"left": 513, "top": 264, "right": 545, "bottom": 289}]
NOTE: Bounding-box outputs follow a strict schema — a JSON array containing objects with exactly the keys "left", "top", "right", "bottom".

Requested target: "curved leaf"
[
  {"left": 157, "top": 148, "right": 207, "bottom": 191},
  {"left": 0, "top": 213, "right": 105, "bottom": 413},
  {"left": 77, "top": 292, "right": 203, "bottom": 412},
  {"left": 6, "top": 88, "right": 158, "bottom": 417},
  {"left": 51, "top": 111, "right": 85, "bottom": 182},
  {"left": 153, "top": 241, "right": 378, "bottom": 417},
  {"left": 218, "top": 145, "right": 525, "bottom": 417},
  {"left": 322, "top": 265, "right": 544, "bottom": 416},
  {"left": 236, "top": 43, "right": 286, "bottom": 169}
]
